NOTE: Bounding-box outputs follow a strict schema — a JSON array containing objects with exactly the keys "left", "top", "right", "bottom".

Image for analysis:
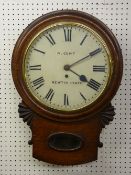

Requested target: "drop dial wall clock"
[{"left": 12, "top": 10, "right": 123, "bottom": 165}]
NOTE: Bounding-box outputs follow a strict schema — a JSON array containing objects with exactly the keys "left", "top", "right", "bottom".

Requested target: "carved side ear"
[
  {"left": 100, "top": 103, "right": 115, "bottom": 128},
  {"left": 18, "top": 102, "right": 34, "bottom": 126}
]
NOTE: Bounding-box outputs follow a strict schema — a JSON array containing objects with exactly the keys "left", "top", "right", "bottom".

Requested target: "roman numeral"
[
  {"left": 87, "top": 79, "right": 101, "bottom": 91},
  {"left": 93, "top": 65, "right": 105, "bottom": 72},
  {"left": 80, "top": 34, "right": 87, "bottom": 45},
  {"left": 80, "top": 92, "right": 87, "bottom": 101},
  {"left": 33, "top": 48, "right": 45, "bottom": 54},
  {"left": 64, "top": 94, "right": 69, "bottom": 106},
  {"left": 45, "top": 34, "right": 55, "bottom": 45},
  {"left": 64, "top": 28, "right": 72, "bottom": 42},
  {"left": 32, "top": 77, "right": 44, "bottom": 90},
  {"left": 29, "top": 65, "right": 41, "bottom": 70},
  {"left": 45, "top": 88, "right": 55, "bottom": 101},
  {"left": 89, "top": 48, "right": 102, "bottom": 57}
]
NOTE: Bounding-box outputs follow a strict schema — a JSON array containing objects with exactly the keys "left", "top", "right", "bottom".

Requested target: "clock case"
[{"left": 11, "top": 10, "right": 123, "bottom": 165}]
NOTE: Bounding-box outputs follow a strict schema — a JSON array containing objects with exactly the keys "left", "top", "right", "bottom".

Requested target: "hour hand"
[
  {"left": 79, "top": 75, "right": 88, "bottom": 82},
  {"left": 71, "top": 69, "right": 88, "bottom": 82},
  {"left": 64, "top": 66, "right": 88, "bottom": 82}
]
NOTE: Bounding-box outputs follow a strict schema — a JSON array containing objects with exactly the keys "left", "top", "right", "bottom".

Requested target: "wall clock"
[{"left": 11, "top": 10, "right": 123, "bottom": 165}]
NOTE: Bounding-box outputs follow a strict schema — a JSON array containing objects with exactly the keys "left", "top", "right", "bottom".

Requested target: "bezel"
[
  {"left": 23, "top": 22, "right": 111, "bottom": 112},
  {"left": 11, "top": 10, "right": 123, "bottom": 122}
]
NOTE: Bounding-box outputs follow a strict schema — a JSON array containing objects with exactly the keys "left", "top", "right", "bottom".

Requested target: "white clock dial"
[{"left": 23, "top": 23, "right": 112, "bottom": 111}]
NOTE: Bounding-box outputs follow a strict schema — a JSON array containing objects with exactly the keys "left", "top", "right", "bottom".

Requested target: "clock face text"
[{"left": 23, "top": 23, "right": 112, "bottom": 111}]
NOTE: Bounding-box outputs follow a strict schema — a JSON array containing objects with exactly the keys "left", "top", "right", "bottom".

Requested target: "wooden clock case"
[{"left": 11, "top": 10, "right": 123, "bottom": 165}]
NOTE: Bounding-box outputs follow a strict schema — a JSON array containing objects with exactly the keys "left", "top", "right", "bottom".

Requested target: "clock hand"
[
  {"left": 69, "top": 48, "right": 102, "bottom": 68},
  {"left": 64, "top": 66, "right": 88, "bottom": 82},
  {"left": 70, "top": 69, "right": 88, "bottom": 82}
]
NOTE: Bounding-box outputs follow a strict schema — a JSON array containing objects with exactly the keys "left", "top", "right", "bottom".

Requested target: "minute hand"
[{"left": 70, "top": 48, "right": 102, "bottom": 68}]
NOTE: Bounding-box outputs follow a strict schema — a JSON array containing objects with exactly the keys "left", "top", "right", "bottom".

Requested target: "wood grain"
[
  {"left": 11, "top": 10, "right": 123, "bottom": 165},
  {"left": 11, "top": 10, "right": 123, "bottom": 122}
]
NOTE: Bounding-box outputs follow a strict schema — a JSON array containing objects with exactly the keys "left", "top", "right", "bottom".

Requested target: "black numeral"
[
  {"left": 33, "top": 48, "right": 45, "bottom": 54},
  {"left": 64, "top": 94, "right": 69, "bottom": 106},
  {"left": 29, "top": 65, "right": 41, "bottom": 70},
  {"left": 32, "top": 77, "right": 44, "bottom": 90},
  {"left": 45, "top": 34, "right": 55, "bottom": 45},
  {"left": 64, "top": 28, "right": 72, "bottom": 42},
  {"left": 93, "top": 65, "right": 105, "bottom": 72},
  {"left": 80, "top": 92, "right": 87, "bottom": 101},
  {"left": 45, "top": 88, "right": 55, "bottom": 101},
  {"left": 87, "top": 79, "right": 101, "bottom": 91},
  {"left": 80, "top": 34, "right": 87, "bottom": 45}
]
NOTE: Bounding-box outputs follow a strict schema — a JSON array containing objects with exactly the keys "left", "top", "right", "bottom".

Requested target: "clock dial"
[{"left": 23, "top": 23, "right": 112, "bottom": 111}]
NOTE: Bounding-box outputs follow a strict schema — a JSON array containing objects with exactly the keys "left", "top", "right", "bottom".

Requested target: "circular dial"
[{"left": 23, "top": 23, "right": 112, "bottom": 111}]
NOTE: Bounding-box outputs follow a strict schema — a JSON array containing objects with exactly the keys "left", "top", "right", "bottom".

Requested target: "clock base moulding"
[{"left": 18, "top": 101, "right": 115, "bottom": 165}]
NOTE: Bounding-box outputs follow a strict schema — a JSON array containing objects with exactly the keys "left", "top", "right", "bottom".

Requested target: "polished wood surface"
[
  {"left": 12, "top": 10, "right": 123, "bottom": 165},
  {"left": 12, "top": 10, "right": 123, "bottom": 122},
  {"left": 31, "top": 116, "right": 101, "bottom": 165}
]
